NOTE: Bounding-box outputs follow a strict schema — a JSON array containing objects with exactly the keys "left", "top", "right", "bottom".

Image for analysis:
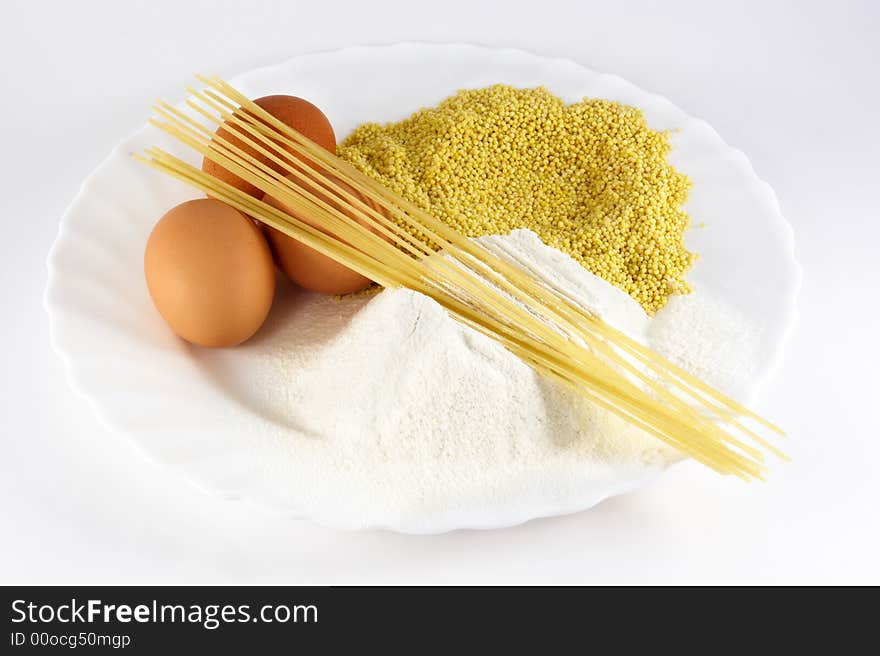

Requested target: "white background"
[{"left": 2, "top": 0, "right": 878, "bottom": 584}]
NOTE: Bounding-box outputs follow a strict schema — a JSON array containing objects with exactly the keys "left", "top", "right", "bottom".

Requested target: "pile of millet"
[{"left": 338, "top": 85, "right": 695, "bottom": 314}]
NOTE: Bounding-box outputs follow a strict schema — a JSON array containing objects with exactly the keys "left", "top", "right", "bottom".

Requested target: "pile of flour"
[{"left": 222, "top": 229, "right": 758, "bottom": 527}]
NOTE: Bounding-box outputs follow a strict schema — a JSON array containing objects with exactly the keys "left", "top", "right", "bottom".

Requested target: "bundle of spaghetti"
[{"left": 136, "top": 76, "right": 787, "bottom": 480}]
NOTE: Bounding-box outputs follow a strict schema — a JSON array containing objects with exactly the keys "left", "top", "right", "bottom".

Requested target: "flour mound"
[{"left": 224, "top": 230, "right": 687, "bottom": 526}]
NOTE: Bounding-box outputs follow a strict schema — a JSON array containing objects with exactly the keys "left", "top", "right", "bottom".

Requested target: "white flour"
[{"left": 220, "top": 229, "right": 755, "bottom": 527}]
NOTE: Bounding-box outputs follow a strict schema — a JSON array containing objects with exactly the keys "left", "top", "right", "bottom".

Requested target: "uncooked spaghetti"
[{"left": 136, "top": 76, "right": 786, "bottom": 480}]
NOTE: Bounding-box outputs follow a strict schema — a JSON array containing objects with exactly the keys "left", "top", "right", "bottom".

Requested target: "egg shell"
[
  {"left": 144, "top": 198, "right": 276, "bottom": 347},
  {"left": 201, "top": 95, "right": 337, "bottom": 199},
  {"left": 263, "top": 175, "right": 388, "bottom": 295}
]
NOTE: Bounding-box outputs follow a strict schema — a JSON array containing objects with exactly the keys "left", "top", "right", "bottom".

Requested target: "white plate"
[{"left": 45, "top": 44, "right": 801, "bottom": 532}]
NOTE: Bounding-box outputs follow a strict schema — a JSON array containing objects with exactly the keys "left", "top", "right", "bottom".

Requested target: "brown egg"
[
  {"left": 144, "top": 198, "right": 275, "bottom": 347},
  {"left": 201, "top": 95, "right": 336, "bottom": 198},
  {"left": 263, "top": 175, "right": 387, "bottom": 295}
]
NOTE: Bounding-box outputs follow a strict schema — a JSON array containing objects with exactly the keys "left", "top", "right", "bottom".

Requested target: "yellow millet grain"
[{"left": 338, "top": 85, "right": 695, "bottom": 315}]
